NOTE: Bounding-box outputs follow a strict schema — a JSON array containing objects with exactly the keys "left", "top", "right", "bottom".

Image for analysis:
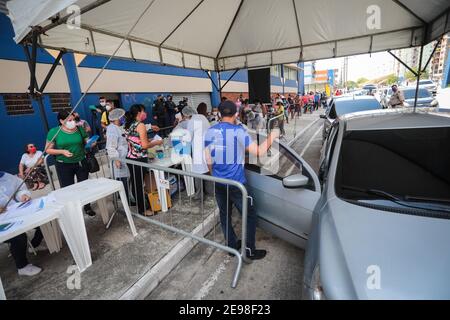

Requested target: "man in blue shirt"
[{"left": 205, "top": 101, "right": 279, "bottom": 260}]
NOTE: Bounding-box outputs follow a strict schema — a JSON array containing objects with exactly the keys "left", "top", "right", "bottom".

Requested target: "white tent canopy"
[{"left": 5, "top": 0, "right": 450, "bottom": 71}]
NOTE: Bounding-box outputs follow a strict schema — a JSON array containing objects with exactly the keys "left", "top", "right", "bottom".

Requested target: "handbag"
[
  {"left": 77, "top": 127, "right": 100, "bottom": 173},
  {"left": 85, "top": 150, "right": 100, "bottom": 173}
]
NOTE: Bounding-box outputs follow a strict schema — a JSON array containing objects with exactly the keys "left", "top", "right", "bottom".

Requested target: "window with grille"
[
  {"left": 271, "top": 65, "right": 282, "bottom": 78},
  {"left": 50, "top": 93, "right": 71, "bottom": 113},
  {"left": 2, "top": 93, "right": 34, "bottom": 115}
]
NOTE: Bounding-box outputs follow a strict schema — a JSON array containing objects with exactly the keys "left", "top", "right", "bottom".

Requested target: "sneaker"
[
  {"left": 85, "top": 208, "right": 96, "bottom": 217},
  {"left": 28, "top": 243, "right": 48, "bottom": 254},
  {"left": 245, "top": 248, "right": 267, "bottom": 260},
  {"left": 18, "top": 264, "right": 42, "bottom": 276}
]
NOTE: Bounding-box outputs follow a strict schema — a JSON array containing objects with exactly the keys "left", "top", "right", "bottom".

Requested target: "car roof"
[
  {"left": 400, "top": 86, "right": 429, "bottom": 91},
  {"left": 334, "top": 95, "right": 378, "bottom": 103},
  {"left": 342, "top": 109, "right": 450, "bottom": 131}
]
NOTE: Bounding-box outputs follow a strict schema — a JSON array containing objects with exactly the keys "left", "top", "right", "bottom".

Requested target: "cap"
[
  {"left": 108, "top": 108, "right": 125, "bottom": 121},
  {"left": 218, "top": 100, "right": 237, "bottom": 117}
]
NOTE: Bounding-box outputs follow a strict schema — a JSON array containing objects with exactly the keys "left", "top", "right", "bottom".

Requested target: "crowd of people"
[{"left": 2, "top": 91, "right": 330, "bottom": 278}]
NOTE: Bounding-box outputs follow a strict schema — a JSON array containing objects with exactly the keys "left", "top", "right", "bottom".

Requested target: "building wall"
[{"left": 0, "top": 12, "right": 302, "bottom": 173}]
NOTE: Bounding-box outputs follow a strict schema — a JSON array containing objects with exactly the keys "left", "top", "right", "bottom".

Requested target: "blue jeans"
[{"left": 214, "top": 184, "right": 257, "bottom": 251}]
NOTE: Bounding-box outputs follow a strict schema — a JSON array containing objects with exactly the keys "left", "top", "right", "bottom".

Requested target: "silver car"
[
  {"left": 245, "top": 109, "right": 450, "bottom": 299},
  {"left": 417, "top": 79, "right": 438, "bottom": 96},
  {"left": 401, "top": 87, "right": 439, "bottom": 108},
  {"left": 320, "top": 96, "right": 382, "bottom": 142}
]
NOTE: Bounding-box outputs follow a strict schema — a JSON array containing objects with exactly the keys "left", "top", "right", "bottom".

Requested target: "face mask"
[
  {"left": 119, "top": 117, "right": 126, "bottom": 126},
  {"left": 29, "top": 147, "right": 37, "bottom": 154},
  {"left": 212, "top": 112, "right": 218, "bottom": 116},
  {"left": 392, "top": 87, "right": 398, "bottom": 92},
  {"left": 106, "top": 105, "right": 112, "bottom": 111},
  {"left": 140, "top": 113, "right": 147, "bottom": 122},
  {"left": 100, "top": 101, "right": 106, "bottom": 107},
  {"left": 65, "top": 120, "right": 77, "bottom": 130}
]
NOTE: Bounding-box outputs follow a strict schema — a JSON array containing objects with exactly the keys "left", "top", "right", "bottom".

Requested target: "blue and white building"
[{"left": 0, "top": 13, "right": 302, "bottom": 173}]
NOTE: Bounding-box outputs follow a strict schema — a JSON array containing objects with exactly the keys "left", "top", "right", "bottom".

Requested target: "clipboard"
[{"left": 85, "top": 135, "right": 99, "bottom": 149}]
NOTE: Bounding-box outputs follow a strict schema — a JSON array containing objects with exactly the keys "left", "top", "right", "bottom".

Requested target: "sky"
[{"left": 315, "top": 51, "right": 397, "bottom": 82}]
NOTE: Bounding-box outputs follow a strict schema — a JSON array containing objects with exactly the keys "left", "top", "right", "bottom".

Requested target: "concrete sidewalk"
[{"left": 1, "top": 193, "right": 218, "bottom": 299}]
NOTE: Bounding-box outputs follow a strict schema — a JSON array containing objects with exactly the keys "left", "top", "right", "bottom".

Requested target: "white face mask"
[
  {"left": 212, "top": 112, "right": 218, "bottom": 116},
  {"left": 106, "top": 105, "right": 112, "bottom": 111},
  {"left": 65, "top": 120, "right": 76, "bottom": 130},
  {"left": 100, "top": 101, "right": 106, "bottom": 107}
]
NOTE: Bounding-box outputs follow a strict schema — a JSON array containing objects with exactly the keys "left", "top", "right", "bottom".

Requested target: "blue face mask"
[{"left": 119, "top": 117, "right": 126, "bottom": 126}]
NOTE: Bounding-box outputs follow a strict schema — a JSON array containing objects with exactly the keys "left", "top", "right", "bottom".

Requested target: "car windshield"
[
  {"left": 419, "top": 80, "right": 433, "bottom": 85},
  {"left": 335, "top": 127, "right": 450, "bottom": 214},
  {"left": 334, "top": 99, "right": 381, "bottom": 117},
  {"left": 402, "top": 88, "right": 432, "bottom": 99}
]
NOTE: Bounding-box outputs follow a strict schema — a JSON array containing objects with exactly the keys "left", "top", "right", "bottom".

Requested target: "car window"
[
  {"left": 328, "top": 104, "right": 337, "bottom": 119},
  {"left": 245, "top": 138, "right": 316, "bottom": 191},
  {"left": 335, "top": 127, "right": 450, "bottom": 214},
  {"left": 334, "top": 99, "right": 381, "bottom": 116},
  {"left": 402, "top": 88, "right": 431, "bottom": 99},
  {"left": 320, "top": 126, "right": 339, "bottom": 182}
]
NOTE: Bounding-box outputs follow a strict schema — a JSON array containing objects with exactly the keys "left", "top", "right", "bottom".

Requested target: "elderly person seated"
[
  {"left": 106, "top": 108, "right": 131, "bottom": 201},
  {"left": 18, "top": 143, "right": 48, "bottom": 191},
  {"left": 0, "top": 171, "right": 45, "bottom": 276}
]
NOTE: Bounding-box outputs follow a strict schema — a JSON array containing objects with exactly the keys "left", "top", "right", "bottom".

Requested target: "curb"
[{"left": 119, "top": 210, "right": 219, "bottom": 300}]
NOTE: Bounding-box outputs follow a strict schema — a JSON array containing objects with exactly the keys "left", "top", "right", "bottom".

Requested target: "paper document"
[
  {"left": 0, "top": 221, "right": 23, "bottom": 233},
  {"left": 0, "top": 198, "right": 43, "bottom": 221}
]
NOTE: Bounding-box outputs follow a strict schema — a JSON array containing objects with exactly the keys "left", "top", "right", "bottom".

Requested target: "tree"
[
  {"left": 386, "top": 74, "right": 399, "bottom": 85},
  {"left": 345, "top": 80, "right": 357, "bottom": 89},
  {"left": 405, "top": 68, "right": 429, "bottom": 81},
  {"left": 356, "top": 77, "right": 369, "bottom": 85}
]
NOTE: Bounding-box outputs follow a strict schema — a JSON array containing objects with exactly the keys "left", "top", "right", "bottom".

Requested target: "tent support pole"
[
  {"left": 218, "top": 71, "right": 222, "bottom": 99},
  {"left": 220, "top": 69, "right": 240, "bottom": 92},
  {"left": 204, "top": 70, "right": 220, "bottom": 93},
  {"left": 29, "top": 30, "right": 39, "bottom": 96},
  {"left": 22, "top": 40, "right": 52, "bottom": 132},
  {"left": 387, "top": 50, "right": 418, "bottom": 77},
  {"left": 413, "top": 44, "right": 424, "bottom": 113},
  {"left": 40, "top": 50, "right": 65, "bottom": 93},
  {"left": 421, "top": 36, "right": 442, "bottom": 73}
]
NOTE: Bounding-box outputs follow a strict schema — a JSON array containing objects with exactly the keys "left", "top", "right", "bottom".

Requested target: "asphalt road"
[{"left": 147, "top": 110, "right": 324, "bottom": 300}]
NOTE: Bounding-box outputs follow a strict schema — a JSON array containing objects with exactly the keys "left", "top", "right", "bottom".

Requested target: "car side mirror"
[
  {"left": 320, "top": 114, "right": 326, "bottom": 119},
  {"left": 283, "top": 174, "right": 309, "bottom": 188}
]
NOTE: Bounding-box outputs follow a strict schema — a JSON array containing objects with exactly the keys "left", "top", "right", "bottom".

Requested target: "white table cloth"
[
  {"left": 50, "top": 178, "right": 137, "bottom": 272},
  {"left": 0, "top": 199, "right": 66, "bottom": 300}
]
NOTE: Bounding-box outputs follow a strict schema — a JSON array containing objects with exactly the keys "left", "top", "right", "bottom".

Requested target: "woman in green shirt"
[{"left": 45, "top": 110, "right": 96, "bottom": 216}]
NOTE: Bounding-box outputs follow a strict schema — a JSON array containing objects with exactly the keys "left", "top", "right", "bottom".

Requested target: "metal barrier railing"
[
  {"left": 44, "top": 151, "right": 251, "bottom": 288},
  {"left": 44, "top": 149, "right": 112, "bottom": 191},
  {"left": 113, "top": 158, "right": 251, "bottom": 288},
  {"left": 267, "top": 113, "right": 285, "bottom": 134}
]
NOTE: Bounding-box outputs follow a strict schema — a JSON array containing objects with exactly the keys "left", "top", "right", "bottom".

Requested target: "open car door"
[{"left": 245, "top": 136, "right": 321, "bottom": 249}]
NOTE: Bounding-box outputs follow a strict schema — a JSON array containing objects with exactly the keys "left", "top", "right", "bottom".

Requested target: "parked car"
[
  {"left": 302, "top": 110, "right": 450, "bottom": 299},
  {"left": 400, "top": 87, "right": 439, "bottom": 108},
  {"left": 320, "top": 96, "right": 382, "bottom": 141},
  {"left": 245, "top": 109, "right": 450, "bottom": 299},
  {"left": 417, "top": 79, "right": 438, "bottom": 96}
]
